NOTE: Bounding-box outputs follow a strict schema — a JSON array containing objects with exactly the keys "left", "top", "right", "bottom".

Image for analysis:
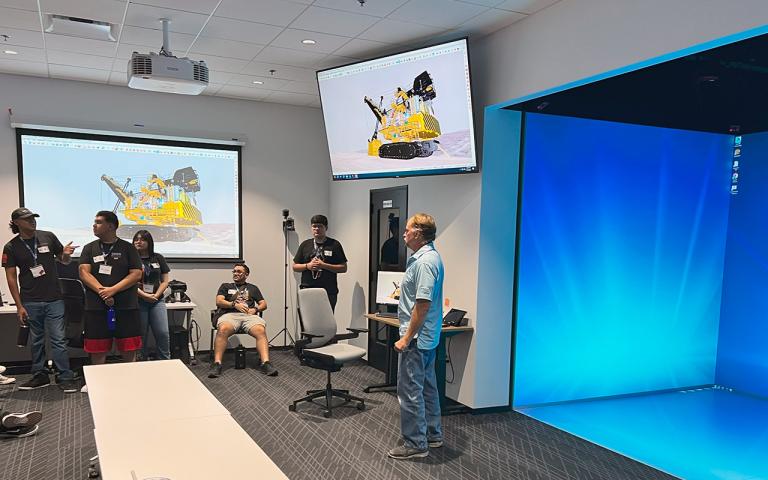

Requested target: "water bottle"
[
  {"left": 235, "top": 345, "right": 246, "bottom": 369},
  {"left": 107, "top": 307, "right": 116, "bottom": 332},
  {"left": 17, "top": 324, "right": 30, "bottom": 347}
]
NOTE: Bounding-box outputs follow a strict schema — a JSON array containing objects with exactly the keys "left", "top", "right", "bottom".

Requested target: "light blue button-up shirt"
[{"left": 398, "top": 242, "right": 444, "bottom": 350}]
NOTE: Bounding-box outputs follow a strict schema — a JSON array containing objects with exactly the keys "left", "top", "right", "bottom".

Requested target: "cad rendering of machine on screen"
[{"left": 376, "top": 271, "right": 405, "bottom": 306}]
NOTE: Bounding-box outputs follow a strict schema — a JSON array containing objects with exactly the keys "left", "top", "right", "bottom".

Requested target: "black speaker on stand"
[{"left": 270, "top": 209, "right": 296, "bottom": 350}]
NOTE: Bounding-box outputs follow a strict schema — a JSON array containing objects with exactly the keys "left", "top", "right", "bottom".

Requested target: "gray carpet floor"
[{"left": 0, "top": 350, "right": 676, "bottom": 480}]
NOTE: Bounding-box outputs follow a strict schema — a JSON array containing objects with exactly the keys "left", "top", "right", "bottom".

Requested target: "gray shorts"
[{"left": 216, "top": 312, "right": 266, "bottom": 333}]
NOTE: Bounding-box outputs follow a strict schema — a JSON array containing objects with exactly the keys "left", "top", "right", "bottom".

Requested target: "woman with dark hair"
[{"left": 133, "top": 230, "right": 171, "bottom": 360}]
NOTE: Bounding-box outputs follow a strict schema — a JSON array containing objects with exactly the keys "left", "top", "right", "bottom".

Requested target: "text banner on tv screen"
[
  {"left": 317, "top": 38, "right": 477, "bottom": 180},
  {"left": 18, "top": 130, "right": 241, "bottom": 261}
]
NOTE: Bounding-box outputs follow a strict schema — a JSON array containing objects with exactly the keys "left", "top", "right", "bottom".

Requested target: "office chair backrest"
[{"left": 297, "top": 288, "right": 337, "bottom": 348}]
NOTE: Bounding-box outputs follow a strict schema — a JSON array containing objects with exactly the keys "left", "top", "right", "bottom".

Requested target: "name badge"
[
  {"left": 142, "top": 283, "right": 154, "bottom": 293},
  {"left": 324, "top": 250, "right": 333, "bottom": 257},
  {"left": 30, "top": 265, "right": 46, "bottom": 278},
  {"left": 98, "top": 264, "right": 112, "bottom": 275},
  {"left": 93, "top": 254, "right": 105, "bottom": 263},
  {"left": 228, "top": 289, "right": 237, "bottom": 295},
  {"left": 37, "top": 245, "right": 50, "bottom": 253},
  {"left": 151, "top": 263, "right": 160, "bottom": 269}
]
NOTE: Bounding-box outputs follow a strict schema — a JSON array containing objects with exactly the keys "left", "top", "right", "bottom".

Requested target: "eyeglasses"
[{"left": 232, "top": 270, "right": 246, "bottom": 274}]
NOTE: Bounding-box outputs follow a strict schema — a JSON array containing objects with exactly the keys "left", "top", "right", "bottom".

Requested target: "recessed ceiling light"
[
  {"left": 301, "top": 39, "right": 316, "bottom": 45},
  {"left": 3, "top": 50, "right": 18, "bottom": 55},
  {"left": 252, "top": 80, "right": 263, "bottom": 85}
]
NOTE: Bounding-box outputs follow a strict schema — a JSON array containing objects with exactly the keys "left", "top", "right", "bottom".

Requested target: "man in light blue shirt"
[{"left": 388, "top": 213, "right": 444, "bottom": 460}]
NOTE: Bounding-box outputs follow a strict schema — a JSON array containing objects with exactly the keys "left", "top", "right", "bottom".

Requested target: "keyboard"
[{"left": 376, "top": 312, "right": 398, "bottom": 318}]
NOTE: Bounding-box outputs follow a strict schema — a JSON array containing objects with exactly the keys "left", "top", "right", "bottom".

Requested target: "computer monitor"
[{"left": 376, "top": 271, "right": 405, "bottom": 306}]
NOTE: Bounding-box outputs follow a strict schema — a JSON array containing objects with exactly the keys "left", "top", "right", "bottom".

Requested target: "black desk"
[{"left": 363, "top": 313, "right": 473, "bottom": 414}]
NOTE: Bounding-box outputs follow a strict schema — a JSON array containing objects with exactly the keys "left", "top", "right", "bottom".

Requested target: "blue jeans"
[
  {"left": 138, "top": 300, "right": 170, "bottom": 360},
  {"left": 23, "top": 300, "right": 74, "bottom": 380},
  {"left": 397, "top": 342, "right": 442, "bottom": 450}
]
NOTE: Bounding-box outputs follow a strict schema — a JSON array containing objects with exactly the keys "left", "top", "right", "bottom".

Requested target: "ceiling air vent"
[{"left": 43, "top": 14, "right": 117, "bottom": 42}]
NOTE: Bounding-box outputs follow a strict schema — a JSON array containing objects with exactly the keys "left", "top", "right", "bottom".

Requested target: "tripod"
[{"left": 270, "top": 211, "right": 295, "bottom": 350}]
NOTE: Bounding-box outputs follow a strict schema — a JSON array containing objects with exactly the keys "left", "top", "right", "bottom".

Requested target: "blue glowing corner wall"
[{"left": 513, "top": 113, "right": 733, "bottom": 406}]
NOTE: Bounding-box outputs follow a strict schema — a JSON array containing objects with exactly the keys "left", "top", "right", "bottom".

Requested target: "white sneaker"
[
  {"left": 0, "top": 365, "right": 6, "bottom": 374},
  {"left": 80, "top": 384, "right": 88, "bottom": 393},
  {"left": 0, "top": 374, "right": 16, "bottom": 385}
]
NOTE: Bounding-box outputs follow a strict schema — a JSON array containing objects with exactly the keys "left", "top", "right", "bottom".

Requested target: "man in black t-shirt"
[
  {"left": 209, "top": 263, "right": 276, "bottom": 378},
  {"left": 292, "top": 214, "right": 347, "bottom": 311},
  {"left": 2, "top": 208, "right": 78, "bottom": 393},
  {"left": 78, "top": 211, "right": 142, "bottom": 375}
]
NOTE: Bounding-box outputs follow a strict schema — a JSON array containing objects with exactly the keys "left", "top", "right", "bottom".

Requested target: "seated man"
[
  {"left": 0, "top": 410, "right": 42, "bottom": 438},
  {"left": 208, "top": 263, "right": 277, "bottom": 378}
]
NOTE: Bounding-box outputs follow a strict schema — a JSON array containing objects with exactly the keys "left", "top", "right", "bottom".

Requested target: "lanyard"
[
  {"left": 20, "top": 236, "right": 38, "bottom": 266},
  {"left": 100, "top": 242, "right": 116, "bottom": 264}
]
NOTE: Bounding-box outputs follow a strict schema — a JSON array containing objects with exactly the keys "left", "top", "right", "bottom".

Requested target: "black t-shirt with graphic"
[
  {"left": 1, "top": 230, "right": 64, "bottom": 302},
  {"left": 79, "top": 238, "right": 142, "bottom": 311},
  {"left": 293, "top": 237, "right": 347, "bottom": 295},
  {"left": 140, "top": 253, "right": 170, "bottom": 294},
  {"left": 216, "top": 282, "right": 264, "bottom": 313}
]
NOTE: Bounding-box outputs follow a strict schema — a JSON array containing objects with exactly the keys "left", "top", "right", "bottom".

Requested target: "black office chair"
[
  {"left": 208, "top": 309, "right": 263, "bottom": 364},
  {"left": 59, "top": 278, "right": 85, "bottom": 348},
  {"left": 289, "top": 288, "right": 368, "bottom": 418}
]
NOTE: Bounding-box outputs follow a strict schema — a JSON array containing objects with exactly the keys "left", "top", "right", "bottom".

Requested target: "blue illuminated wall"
[
  {"left": 514, "top": 113, "right": 734, "bottom": 406},
  {"left": 716, "top": 131, "right": 768, "bottom": 398}
]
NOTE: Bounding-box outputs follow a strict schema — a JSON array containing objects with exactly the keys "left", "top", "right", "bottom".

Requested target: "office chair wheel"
[
  {"left": 357, "top": 402, "right": 365, "bottom": 411},
  {"left": 323, "top": 410, "right": 332, "bottom": 418},
  {"left": 288, "top": 404, "right": 296, "bottom": 412}
]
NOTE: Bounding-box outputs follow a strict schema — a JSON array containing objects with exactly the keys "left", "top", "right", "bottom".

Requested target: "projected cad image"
[
  {"left": 318, "top": 39, "right": 477, "bottom": 179},
  {"left": 19, "top": 133, "right": 240, "bottom": 260}
]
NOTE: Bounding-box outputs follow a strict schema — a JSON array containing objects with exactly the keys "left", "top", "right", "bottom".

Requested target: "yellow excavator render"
[
  {"left": 364, "top": 71, "right": 441, "bottom": 160},
  {"left": 101, "top": 167, "right": 202, "bottom": 242}
]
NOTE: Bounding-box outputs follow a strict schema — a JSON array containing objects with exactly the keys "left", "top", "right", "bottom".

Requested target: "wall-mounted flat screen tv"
[{"left": 317, "top": 38, "right": 478, "bottom": 180}]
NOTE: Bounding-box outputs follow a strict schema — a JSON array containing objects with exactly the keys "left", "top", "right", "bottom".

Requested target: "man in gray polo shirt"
[{"left": 388, "top": 213, "right": 444, "bottom": 460}]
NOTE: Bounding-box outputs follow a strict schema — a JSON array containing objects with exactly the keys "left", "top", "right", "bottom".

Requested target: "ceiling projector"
[{"left": 128, "top": 19, "right": 209, "bottom": 95}]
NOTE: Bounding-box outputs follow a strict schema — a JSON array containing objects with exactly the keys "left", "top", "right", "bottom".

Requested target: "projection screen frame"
[{"left": 15, "top": 127, "right": 244, "bottom": 263}]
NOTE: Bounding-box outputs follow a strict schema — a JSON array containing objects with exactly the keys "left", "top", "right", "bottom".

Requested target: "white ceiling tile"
[
  {"left": 306, "top": 97, "right": 320, "bottom": 108},
  {"left": 495, "top": 0, "right": 560, "bottom": 14},
  {"left": 49, "top": 64, "right": 109, "bottom": 82},
  {"left": 119, "top": 25, "right": 195, "bottom": 51},
  {"left": 312, "top": 0, "right": 408, "bottom": 17},
  {"left": 125, "top": 3, "right": 208, "bottom": 34},
  {"left": 47, "top": 50, "right": 113, "bottom": 70},
  {"left": 186, "top": 36, "right": 262, "bottom": 60},
  {"left": 111, "top": 60, "right": 127, "bottom": 72},
  {"left": 0, "top": 6, "right": 42, "bottom": 31},
  {"left": 0, "top": 44, "right": 45, "bottom": 62},
  {"left": 225, "top": 72, "right": 288, "bottom": 89},
  {"left": 289, "top": 6, "right": 379, "bottom": 37},
  {"left": 313, "top": 54, "right": 357, "bottom": 71},
  {"left": 269, "top": 29, "right": 351, "bottom": 54},
  {"left": 0, "top": 26, "right": 44, "bottom": 48},
  {"left": 132, "top": 0, "right": 220, "bottom": 15},
  {"left": 44, "top": 34, "right": 119, "bottom": 57},
  {"left": 263, "top": 90, "right": 316, "bottom": 106},
  {"left": 201, "top": 82, "right": 223, "bottom": 95},
  {"left": 275, "top": 80, "right": 318, "bottom": 95},
  {"left": 457, "top": 8, "right": 525, "bottom": 35},
  {"left": 207, "top": 69, "right": 235, "bottom": 84},
  {"left": 215, "top": 0, "right": 306, "bottom": 27},
  {"left": 116, "top": 43, "right": 145, "bottom": 59},
  {"left": 216, "top": 84, "right": 271, "bottom": 100},
  {"left": 357, "top": 18, "right": 445, "bottom": 44},
  {"left": 240, "top": 61, "right": 316, "bottom": 82},
  {"left": 330, "top": 38, "right": 392, "bottom": 59},
  {"left": 39, "top": 0, "right": 127, "bottom": 24},
  {"left": 108, "top": 70, "right": 127, "bottom": 85},
  {"left": 202, "top": 17, "right": 282, "bottom": 45},
  {"left": 0, "top": 0, "right": 37, "bottom": 11},
  {"left": 389, "top": 0, "right": 487, "bottom": 28},
  {"left": 0, "top": 58, "right": 47, "bottom": 76},
  {"left": 457, "top": 0, "right": 505, "bottom": 6},
  {"left": 252, "top": 45, "right": 326, "bottom": 68},
  {"left": 187, "top": 53, "right": 248, "bottom": 73}
]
